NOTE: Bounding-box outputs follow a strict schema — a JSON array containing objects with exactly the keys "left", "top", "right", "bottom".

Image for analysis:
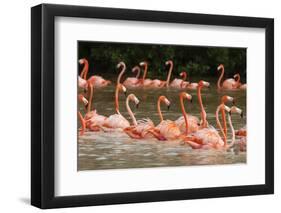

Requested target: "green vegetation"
[{"left": 78, "top": 41, "right": 246, "bottom": 79}]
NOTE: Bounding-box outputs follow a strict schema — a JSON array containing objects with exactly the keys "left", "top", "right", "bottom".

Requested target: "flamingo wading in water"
[
  {"left": 175, "top": 92, "right": 200, "bottom": 134},
  {"left": 79, "top": 58, "right": 111, "bottom": 89},
  {"left": 123, "top": 94, "right": 166, "bottom": 140},
  {"left": 217, "top": 64, "right": 238, "bottom": 90}
]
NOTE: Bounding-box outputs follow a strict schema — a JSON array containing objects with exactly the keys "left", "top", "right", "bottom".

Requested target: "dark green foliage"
[{"left": 78, "top": 41, "right": 246, "bottom": 80}]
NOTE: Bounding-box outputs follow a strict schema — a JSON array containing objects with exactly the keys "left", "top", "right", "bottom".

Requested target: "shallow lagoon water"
[{"left": 78, "top": 77, "right": 246, "bottom": 171}]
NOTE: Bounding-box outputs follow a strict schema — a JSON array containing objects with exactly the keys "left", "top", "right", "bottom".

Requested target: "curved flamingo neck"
[
  {"left": 117, "top": 64, "right": 126, "bottom": 84},
  {"left": 217, "top": 66, "right": 224, "bottom": 89},
  {"left": 78, "top": 111, "right": 86, "bottom": 135},
  {"left": 134, "top": 67, "right": 141, "bottom": 78},
  {"left": 115, "top": 84, "right": 121, "bottom": 115},
  {"left": 234, "top": 74, "right": 240, "bottom": 83},
  {"left": 216, "top": 105, "right": 227, "bottom": 146},
  {"left": 166, "top": 62, "right": 173, "bottom": 86},
  {"left": 157, "top": 97, "right": 164, "bottom": 122},
  {"left": 142, "top": 63, "right": 148, "bottom": 81},
  {"left": 197, "top": 85, "right": 207, "bottom": 127},
  {"left": 126, "top": 96, "right": 137, "bottom": 126},
  {"left": 180, "top": 72, "right": 187, "bottom": 88},
  {"left": 180, "top": 94, "right": 189, "bottom": 135},
  {"left": 227, "top": 113, "right": 236, "bottom": 148},
  {"left": 81, "top": 59, "right": 89, "bottom": 80},
  {"left": 87, "top": 84, "right": 93, "bottom": 113},
  {"left": 220, "top": 101, "right": 227, "bottom": 137}
]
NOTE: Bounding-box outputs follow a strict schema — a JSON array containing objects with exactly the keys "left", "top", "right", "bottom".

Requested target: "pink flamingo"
[
  {"left": 217, "top": 64, "right": 238, "bottom": 90},
  {"left": 99, "top": 62, "right": 130, "bottom": 129},
  {"left": 78, "top": 94, "right": 89, "bottom": 113},
  {"left": 225, "top": 106, "right": 245, "bottom": 151},
  {"left": 79, "top": 58, "right": 111, "bottom": 89},
  {"left": 196, "top": 80, "right": 210, "bottom": 128},
  {"left": 170, "top": 71, "right": 189, "bottom": 89},
  {"left": 78, "top": 111, "right": 86, "bottom": 136},
  {"left": 220, "top": 95, "right": 235, "bottom": 138},
  {"left": 175, "top": 92, "right": 200, "bottom": 134},
  {"left": 139, "top": 61, "right": 153, "bottom": 87},
  {"left": 123, "top": 65, "right": 141, "bottom": 88},
  {"left": 234, "top": 73, "right": 247, "bottom": 90},
  {"left": 83, "top": 82, "right": 108, "bottom": 131},
  {"left": 155, "top": 96, "right": 182, "bottom": 140},
  {"left": 150, "top": 60, "right": 173, "bottom": 88},
  {"left": 123, "top": 94, "right": 166, "bottom": 140},
  {"left": 103, "top": 83, "right": 130, "bottom": 130},
  {"left": 183, "top": 104, "right": 227, "bottom": 149}
]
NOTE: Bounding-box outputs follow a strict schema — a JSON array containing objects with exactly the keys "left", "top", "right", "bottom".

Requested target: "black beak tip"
[
  {"left": 241, "top": 111, "right": 244, "bottom": 118},
  {"left": 83, "top": 89, "right": 87, "bottom": 93},
  {"left": 124, "top": 92, "right": 127, "bottom": 97},
  {"left": 190, "top": 98, "right": 193, "bottom": 103},
  {"left": 167, "top": 105, "right": 170, "bottom": 110},
  {"left": 85, "top": 103, "right": 89, "bottom": 109},
  {"left": 136, "top": 103, "right": 139, "bottom": 109}
]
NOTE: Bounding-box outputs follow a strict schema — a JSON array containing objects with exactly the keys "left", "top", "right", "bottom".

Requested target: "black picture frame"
[{"left": 31, "top": 3, "right": 274, "bottom": 209}]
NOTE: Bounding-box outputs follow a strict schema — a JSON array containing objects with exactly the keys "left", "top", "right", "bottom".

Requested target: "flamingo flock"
[{"left": 78, "top": 59, "right": 247, "bottom": 152}]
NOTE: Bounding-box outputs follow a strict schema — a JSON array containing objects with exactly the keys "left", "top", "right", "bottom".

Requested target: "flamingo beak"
[
  {"left": 232, "top": 99, "right": 236, "bottom": 106},
  {"left": 190, "top": 97, "right": 193, "bottom": 103},
  {"left": 240, "top": 111, "right": 244, "bottom": 118},
  {"left": 124, "top": 91, "right": 127, "bottom": 97},
  {"left": 85, "top": 103, "right": 88, "bottom": 110},
  {"left": 83, "top": 88, "right": 87, "bottom": 94},
  {"left": 167, "top": 105, "right": 170, "bottom": 110},
  {"left": 136, "top": 103, "right": 139, "bottom": 109}
]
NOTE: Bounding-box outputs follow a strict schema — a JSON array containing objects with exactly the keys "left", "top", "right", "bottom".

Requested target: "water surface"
[{"left": 78, "top": 77, "right": 246, "bottom": 171}]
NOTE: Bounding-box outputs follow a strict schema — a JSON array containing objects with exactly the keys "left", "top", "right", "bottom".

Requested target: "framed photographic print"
[{"left": 31, "top": 3, "right": 274, "bottom": 209}]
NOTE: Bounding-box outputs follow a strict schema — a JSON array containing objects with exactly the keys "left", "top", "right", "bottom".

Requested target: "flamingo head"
[
  {"left": 159, "top": 95, "right": 171, "bottom": 110},
  {"left": 180, "top": 92, "right": 192, "bottom": 103},
  {"left": 221, "top": 95, "right": 235, "bottom": 105},
  {"left": 78, "top": 94, "right": 89, "bottom": 106},
  {"left": 117, "top": 61, "right": 126, "bottom": 69},
  {"left": 139, "top": 61, "right": 147, "bottom": 67},
  {"left": 78, "top": 58, "right": 87, "bottom": 64},
  {"left": 233, "top": 73, "right": 240, "bottom": 80},
  {"left": 179, "top": 71, "right": 186, "bottom": 77},
  {"left": 117, "top": 83, "right": 127, "bottom": 97},
  {"left": 165, "top": 60, "right": 173, "bottom": 66},
  {"left": 132, "top": 66, "right": 140, "bottom": 73},
  {"left": 230, "top": 106, "right": 243, "bottom": 118},
  {"left": 198, "top": 80, "right": 210, "bottom": 88},
  {"left": 217, "top": 64, "right": 224, "bottom": 71},
  {"left": 128, "top": 94, "right": 140, "bottom": 108}
]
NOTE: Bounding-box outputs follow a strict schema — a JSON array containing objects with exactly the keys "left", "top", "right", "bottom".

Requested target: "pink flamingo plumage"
[
  {"left": 79, "top": 58, "right": 111, "bottom": 89},
  {"left": 150, "top": 60, "right": 173, "bottom": 88},
  {"left": 217, "top": 64, "right": 239, "bottom": 90},
  {"left": 78, "top": 111, "right": 86, "bottom": 136},
  {"left": 101, "top": 62, "right": 130, "bottom": 130},
  {"left": 123, "top": 94, "right": 166, "bottom": 140},
  {"left": 155, "top": 96, "right": 182, "bottom": 140},
  {"left": 103, "top": 83, "right": 130, "bottom": 130},
  {"left": 170, "top": 71, "right": 189, "bottom": 89},
  {"left": 220, "top": 95, "right": 235, "bottom": 138},
  {"left": 83, "top": 82, "right": 108, "bottom": 131},
  {"left": 224, "top": 106, "right": 245, "bottom": 151},
  {"left": 123, "top": 65, "right": 142, "bottom": 88},
  {"left": 175, "top": 92, "right": 200, "bottom": 134},
  {"left": 234, "top": 73, "right": 247, "bottom": 90}
]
